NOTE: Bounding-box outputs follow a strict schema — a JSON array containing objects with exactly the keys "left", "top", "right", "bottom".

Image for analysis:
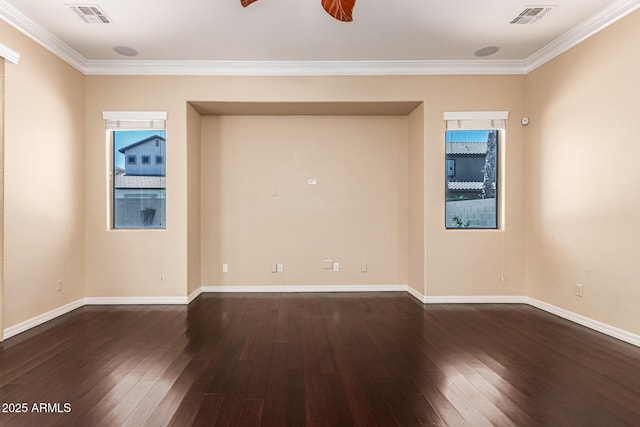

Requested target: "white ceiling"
[{"left": 1, "top": 0, "right": 639, "bottom": 75}]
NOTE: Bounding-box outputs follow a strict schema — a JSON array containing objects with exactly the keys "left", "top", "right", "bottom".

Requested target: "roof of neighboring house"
[
  {"left": 448, "top": 181, "right": 483, "bottom": 190},
  {"left": 115, "top": 174, "right": 165, "bottom": 189},
  {"left": 446, "top": 142, "right": 487, "bottom": 155},
  {"left": 118, "top": 135, "right": 166, "bottom": 154},
  {"left": 447, "top": 181, "right": 496, "bottom": 190}
]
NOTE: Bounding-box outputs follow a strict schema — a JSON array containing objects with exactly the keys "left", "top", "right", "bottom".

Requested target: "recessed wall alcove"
[{"left": 186, "top": 101, "right": 426, "bottom": 292}]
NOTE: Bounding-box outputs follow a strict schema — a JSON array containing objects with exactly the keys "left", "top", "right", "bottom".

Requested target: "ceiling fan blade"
[
  {"left": 241, "top": 0, "right": 259, "bottom": 7},
  {"left": 321, "top": 0, "right": 356, "bottom": 22}
]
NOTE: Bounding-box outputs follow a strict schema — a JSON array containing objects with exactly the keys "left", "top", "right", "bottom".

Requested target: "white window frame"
[
  {"left": 102, "top": 111, "right": 167, "bottom": 230},
  {"left": 444, "top": 111, "right": 508, "bottom": 230}
]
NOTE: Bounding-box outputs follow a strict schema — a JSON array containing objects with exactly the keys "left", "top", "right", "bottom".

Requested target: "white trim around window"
[
  {"left": 102, "top": 111, "right": 167, "bottom": 130},
  {"left": 444, "top": 111, "right": 509, "bottom": 130},
  {"left": 0, "top": 43, "right": 20, "bottom": 64}
]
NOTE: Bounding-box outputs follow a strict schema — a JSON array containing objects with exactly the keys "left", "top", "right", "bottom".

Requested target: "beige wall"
[
  {"left": 1, "top": 23, "right": 85, "bottom": 330},
  {"left": 525, "top": 10, "right": 640, "bottom": 335},
  {"left": 200, "top": 114, "right": 408, "bottom": 286},
  {"left": 407, "top": 103, "right": 425, "bottom": 294},
  {"left": 0, "top": 57, "right": 4, "bottom": 339},
  {"left": 3, "top": 8, "right": 639, "bottom": 341},
  {"left": 84, "top": 77, "right": 189, "bottom": 298},
  {"left": 80, "top": 74, "right": 526, "bottom": 300},
  {"left": 423, "top": 77, "right": 527, "bottom": 297},
  {"left": 187, "top": 104, "right": 202, "bottom": 295},
  {"left": 1, "top": 14, "right": 528, "bottom": 330}
]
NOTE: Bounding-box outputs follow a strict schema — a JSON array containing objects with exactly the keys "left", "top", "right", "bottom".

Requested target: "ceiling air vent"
[
  {"left": 69, "top": 5, "right": 112, "bottom": 24},
  {"left": 510, "top": 6, "right": 556, "bottom": 25}
]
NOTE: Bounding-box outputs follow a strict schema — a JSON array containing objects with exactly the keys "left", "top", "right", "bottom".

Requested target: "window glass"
[
  {"left": 445, "top": 129, "right": 498, "bottom": 229},
  {"left": 113, "top": 130, "right": 166, "bottom": 229},
  {"left": 446, "top": 159, "right": 455, "bottom": 177}
]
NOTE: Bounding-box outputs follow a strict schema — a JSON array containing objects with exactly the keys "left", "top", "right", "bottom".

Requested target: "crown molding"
[
  {"left": 83, "top": 59, "right": 527, "bottom": 76},
  {"left": 526, "top": 0, "right": 640, "bottom": 72},
  {"left": 0, "top": 0, "right": 86, "bottom": 72},
  {"left": 0, "top": 0, "right": 637, "bottom": 76}
]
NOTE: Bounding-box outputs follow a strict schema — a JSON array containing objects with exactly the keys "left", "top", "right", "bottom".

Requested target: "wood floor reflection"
[{"left": 1, "top": 292, "right": 640, "bottom": 426}]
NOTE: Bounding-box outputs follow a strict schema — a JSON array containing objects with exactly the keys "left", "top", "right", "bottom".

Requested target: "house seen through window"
[
  {"left": 113, "top": 130, "right": 166, "bottom": 229},
  {"left": 446, "top": 129, "right": 498, "bottom": 229}
]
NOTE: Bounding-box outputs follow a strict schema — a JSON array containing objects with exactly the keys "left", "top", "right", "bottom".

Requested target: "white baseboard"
[
  {"left": 404, "top": 288, "right": 526, "bottom": 305},
  {"left": 3, "top": 295, "right": 190, "bottom": 340},
  {"left": 399, "top": 289, "right": 640, "bottom": 348},
  {"left": 84, "top": 296, "right": 189, "bottom": 305},
  {"left": 3, "top": 298, "right": 85, "bottom": 340},
  {"left": 4, "top": 288, "right": 639, "bottom": 349},
  {"left": 425, "top": 295, "right": 528, "bottom": 304},
  {"left": 201, "top": 284, "right": 407, "bottom": 293},
  {"left": 527, "top": 297, "right": 640, "bottom": 348},
  {"left": 188, "top": 287, "right": 202, "bottom": 303},
  {"left": 406, "top": 286, "right": 427, "bottom": 303}
]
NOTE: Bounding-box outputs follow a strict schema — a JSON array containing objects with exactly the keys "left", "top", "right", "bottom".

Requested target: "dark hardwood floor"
[{"left": 1, "top": 292, "right": 640, "bottom": 426}]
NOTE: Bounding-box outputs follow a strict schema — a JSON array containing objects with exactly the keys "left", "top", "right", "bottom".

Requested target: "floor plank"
[{"left": 1, "top": 293, "right": 640, "bottom": 426}]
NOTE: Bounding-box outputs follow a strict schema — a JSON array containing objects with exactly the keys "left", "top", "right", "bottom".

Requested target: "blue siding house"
[{"left": 119, "top": 135, "right": 165, "bottom": 176}]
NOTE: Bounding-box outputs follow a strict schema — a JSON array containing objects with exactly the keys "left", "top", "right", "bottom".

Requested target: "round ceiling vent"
[
  {"left": 113, "top": 46, "right": 138, "bottom": 57},
  {"left": 474, "top": 46, "right": 500, "bottom": 57},
  {"left": 474, "top": 46, "right": 500, "bottom": 58}
]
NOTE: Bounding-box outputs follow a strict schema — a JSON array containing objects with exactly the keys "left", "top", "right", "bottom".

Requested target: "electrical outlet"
[
  {"left": 56, "top": 279, "right": 63, "bottom": 292},
  {"left": 277, "top": 263, "right": 284, "bottom": 273},
  {"left": 361, "top": 263, "right": 368, "bottom": 273},
  {"left": 333, "top": 262, "right": 340, "bottom": 272},
  {"left": 575, "top": 283, "right": 584, "bottom": 297},
  {"left": 222, "top": 263, "right": 229, "bottom": 273}
]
